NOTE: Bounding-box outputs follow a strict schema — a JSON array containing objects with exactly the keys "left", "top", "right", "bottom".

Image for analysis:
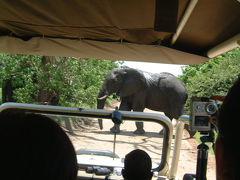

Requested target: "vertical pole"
[
  {"left": 196, "top": 143, "right": 209, "bottom": 180},
  {"left": 168, "top": 120, "right": 184, "bottom": 179}
]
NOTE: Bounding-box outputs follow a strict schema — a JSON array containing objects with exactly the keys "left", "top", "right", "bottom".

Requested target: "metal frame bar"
[
  {"left": 0, "top": 102, "right": 173, "bottom": 175},
  {"left": 207, "top": 33, "right": 240, "bottom": 58},
  {"left": 171, "top": 0, "right": 198, "bottom": 45}
]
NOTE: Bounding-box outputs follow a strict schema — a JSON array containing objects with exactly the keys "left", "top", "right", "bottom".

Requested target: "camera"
[{"left": 190, "top": 97, "right": 218, "bottom": 132}]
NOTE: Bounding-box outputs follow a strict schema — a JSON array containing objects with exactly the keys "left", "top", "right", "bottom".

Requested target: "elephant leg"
[
  {"left": 133, "top": 103, "right": 145, "bottom": 135},
  {"left": 110, "top": 124, "right": 120, "bottom": 134},
  {"left": 110, "top": 99, "right": 131, "bottom": 133},
  {"left": 184, "top": 124, "right": 196, "bottom": 138},
  {"left": 134, "top": 121, "right": 145, "bottom": 134},
  {"left": 98, "top": 119, "right": 103, "bottom": 130},
  {"left": 159, "top": 112, "right": 174, "bottom": 135}
]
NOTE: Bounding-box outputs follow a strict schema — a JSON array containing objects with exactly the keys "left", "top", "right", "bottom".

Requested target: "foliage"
[
  {"left": 179, "top": 47, "right": 240, "bottom": 113},
  {"left": 0, "top": 54, "right": 41, "bottom": 103},
  {"left": 0, "top": 54, "right": 117, "bottom": 108}
]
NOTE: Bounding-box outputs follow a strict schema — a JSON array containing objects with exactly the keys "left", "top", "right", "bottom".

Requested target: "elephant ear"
[{"left": 118, "top": 69, "right": 146, "bottom": 97}]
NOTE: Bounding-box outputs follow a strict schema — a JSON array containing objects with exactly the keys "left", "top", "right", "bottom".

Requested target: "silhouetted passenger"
[
  {"left": 122, "top": 149, "right": 153, "bottom": 180},
  {"left": 215, "top": 76, "right": 240, "bottom": 180},
  {"left": 0, "top": 112, "right": 78, "bottom": 180}
]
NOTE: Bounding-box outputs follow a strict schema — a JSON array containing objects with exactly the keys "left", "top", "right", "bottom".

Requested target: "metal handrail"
[{"left": 0, "top": 102, "right": 173, "bottom": 175}]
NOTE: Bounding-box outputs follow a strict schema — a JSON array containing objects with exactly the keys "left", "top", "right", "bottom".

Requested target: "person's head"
[
  {"left": 122, "top": 149, "right": 153, "bottom": 180},
  {"left": 0, "top": 112, "right": 78, "bottom": 180},
  {"left": 215, "top": 77, "right": 240, "bottom": 180}
]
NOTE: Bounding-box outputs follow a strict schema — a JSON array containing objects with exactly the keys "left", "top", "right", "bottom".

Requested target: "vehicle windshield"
[{"left": 0, "top": 103, "right": 172, "bottom": 180}]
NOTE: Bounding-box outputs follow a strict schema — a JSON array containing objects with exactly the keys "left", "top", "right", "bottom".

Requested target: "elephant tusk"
[{"left": 98, "top": 95, "right": 108, "bottom": 100}]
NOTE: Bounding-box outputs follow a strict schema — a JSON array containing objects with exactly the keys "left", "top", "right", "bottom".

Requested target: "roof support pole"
[
  {"left": 168, "top": 119, "right": 185, "bottom": 179},
  {"left": 171, "top": 0, "right": 198, "bottom": 45},
  {"left": 207, "top": 34, "right": 240, "bottom": 58}
]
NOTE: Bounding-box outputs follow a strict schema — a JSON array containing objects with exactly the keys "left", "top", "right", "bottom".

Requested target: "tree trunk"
[
  {"left": 2, "top": 78, "right": 20, "bottom": 103},
  {"left": 37, "top": 56, "right": 73, "bottom": 132},
  {"left": 37, "top": 56, "right": 59, "bottom": 104}
]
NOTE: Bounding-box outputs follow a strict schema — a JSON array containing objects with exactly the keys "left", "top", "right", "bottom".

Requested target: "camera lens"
[{"left": 205, "top": 103, "right": 217, "bottom": 114}]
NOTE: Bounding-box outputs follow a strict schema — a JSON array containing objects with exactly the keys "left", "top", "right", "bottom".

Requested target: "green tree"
[
  {"left": 0, "top": 54, "right": 41, "bottom": 103},
  {"left": 0, "top": 54, "right": 117, "bottom": 108},
  {"left": 179, "top": 47, "right": 240, "bottom": 113}
]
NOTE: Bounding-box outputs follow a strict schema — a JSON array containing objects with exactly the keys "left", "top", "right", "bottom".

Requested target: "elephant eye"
[
  {"left": 115, "top": 74, "right": 121, "bottom": 80},
  {"left": 107, "top": 79, "right": 116, "bottom": 86},
  {"left": 111, "top": 79, "right": 117, "bottom": 84}
]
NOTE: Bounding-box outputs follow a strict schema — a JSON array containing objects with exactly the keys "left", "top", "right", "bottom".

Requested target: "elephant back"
[
  {"left": 157, "top": 72, "right": 186, "bottom": 92},
  {"left": 145, "top": 72, "right": 188, "bottom": 118}
]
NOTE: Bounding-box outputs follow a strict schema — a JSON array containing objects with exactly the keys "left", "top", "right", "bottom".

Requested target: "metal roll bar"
[{"left": 0, "top": 102, "right": 173, "bottom": 175}]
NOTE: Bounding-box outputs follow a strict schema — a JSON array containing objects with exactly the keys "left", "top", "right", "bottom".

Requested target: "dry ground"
[{"left": 67, "top": 102, "right": 216, "bottom": 180}]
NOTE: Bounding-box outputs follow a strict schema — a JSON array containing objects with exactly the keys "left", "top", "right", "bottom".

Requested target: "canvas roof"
[{"left": 0, "top": 0, "right": 239, "bottom": 65}]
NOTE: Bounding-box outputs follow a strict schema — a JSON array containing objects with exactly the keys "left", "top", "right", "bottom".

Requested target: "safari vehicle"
[{"left": 0, "top": 0, "right": 239, "bottom": 180}]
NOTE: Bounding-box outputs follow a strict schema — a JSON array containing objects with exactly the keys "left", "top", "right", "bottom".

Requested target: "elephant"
[{"left": 97, "top": 67, "right": 188, "bottom": 134}]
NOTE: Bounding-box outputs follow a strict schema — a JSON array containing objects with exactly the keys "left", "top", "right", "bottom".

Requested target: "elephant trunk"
[
  {"left": 97, "top": 90, "right": 109, "bottom": 129},
  {"left": 97, "top": 91, "right": 108, "bottom": 109}
]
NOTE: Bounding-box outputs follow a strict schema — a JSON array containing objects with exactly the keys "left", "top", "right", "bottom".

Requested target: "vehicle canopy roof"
[{"left": 0, "top": 0, "right": 239, "bottom": 64}]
